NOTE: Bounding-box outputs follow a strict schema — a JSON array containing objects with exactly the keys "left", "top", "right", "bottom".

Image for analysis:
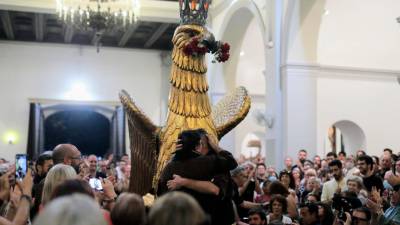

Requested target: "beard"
[
  {"left": 333, "top": 173, "right": 342, "bottom": 180},
  {"left": 72, "top": 163, "right": 80, "bottom": 174}
]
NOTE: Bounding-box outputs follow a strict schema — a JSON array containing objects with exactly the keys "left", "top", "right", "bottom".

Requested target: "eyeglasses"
[{"left": 70, "top": 155, "right": 81, "bottom": 160}]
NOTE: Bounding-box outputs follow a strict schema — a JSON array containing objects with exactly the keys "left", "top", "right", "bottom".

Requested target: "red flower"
[
  {"left": 182, "top": 37, "right": 230, "bottom": 63},
  {"left": 221, "top": 43, "right": 230, "bottom": 52}
]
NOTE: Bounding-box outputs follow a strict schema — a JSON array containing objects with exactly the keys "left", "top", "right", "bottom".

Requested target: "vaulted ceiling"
[{"left": 0, "top": 0, "right": 181, "bottom": 50}]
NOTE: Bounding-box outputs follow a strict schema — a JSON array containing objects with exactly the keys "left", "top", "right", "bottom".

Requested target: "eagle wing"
[
  {"left": 211, "top": 86, "right": 251, "bottom": 140},
  {"left": 119, "top": 90, "right": 160, "bottom": 195}
]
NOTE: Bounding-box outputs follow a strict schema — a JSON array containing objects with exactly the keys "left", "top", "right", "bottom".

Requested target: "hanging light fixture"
[{"left": 56, "top": 0, "right": 140, "bottom": 51}]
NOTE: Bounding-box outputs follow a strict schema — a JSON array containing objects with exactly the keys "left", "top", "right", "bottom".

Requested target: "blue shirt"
[{"left": 381, "top": 204, "right": 400, "bottom": 225}]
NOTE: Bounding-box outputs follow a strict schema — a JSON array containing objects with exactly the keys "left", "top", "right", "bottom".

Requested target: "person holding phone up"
[{"left": 0, "top": 168, "right": 33, "bottom": 225}]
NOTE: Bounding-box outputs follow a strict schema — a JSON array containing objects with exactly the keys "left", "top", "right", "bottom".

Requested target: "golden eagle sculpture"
[{"left": 119, "top": 0, "right": 251, "bottom": 195}]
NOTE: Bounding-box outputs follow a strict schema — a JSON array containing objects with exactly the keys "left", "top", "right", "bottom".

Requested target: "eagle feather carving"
[{"left": 120, "top": 24, "right": 251, "bottom": 195}]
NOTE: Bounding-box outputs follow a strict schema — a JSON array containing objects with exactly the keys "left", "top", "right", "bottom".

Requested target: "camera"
[{"left": 332, "top": 193, "right": 361, "bottom": 221}]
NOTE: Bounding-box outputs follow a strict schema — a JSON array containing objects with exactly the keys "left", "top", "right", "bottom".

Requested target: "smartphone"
[
  {"left": 15, "top": 154, "right": 27, "bottom": 180},
  {"left": 89, "top": 178, "right": 103, "bottom": 191}
]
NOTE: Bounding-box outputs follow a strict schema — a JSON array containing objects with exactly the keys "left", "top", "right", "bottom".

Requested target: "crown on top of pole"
[{"left": 179, "top": 0, "right": 211, "bottom": 26}]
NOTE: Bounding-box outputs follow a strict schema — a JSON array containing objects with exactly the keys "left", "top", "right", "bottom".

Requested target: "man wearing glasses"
[
  {"left": 334, "top": 207, "right": 371, "bottom": 225},
  {"left": 52, "top": 143, "right": 82, "bottom": 173}
]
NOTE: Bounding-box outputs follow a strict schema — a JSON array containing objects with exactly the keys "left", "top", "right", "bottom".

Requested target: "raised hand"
[
  {"left": 366, "top": 199, "right": 381, "bottom": 214},
  {"left": 370, "top": 186, "right": 381, "bottom": 204},
  {"left": 101, "top": 178, "right": 117, "bottom": 200},
  {"left": 16, "top": 168, "right": 33, "bottom": 196},
  {"left": 9, "top": 185, "right": 22, "bottom": 209}
]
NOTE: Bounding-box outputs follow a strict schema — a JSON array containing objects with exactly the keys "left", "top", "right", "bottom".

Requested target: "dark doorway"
[
  {"left": 44, "top": 110, "right": 110, "bottom": 156},
  {"left": 27, "top": 103, "right": 126, "bottom": 160}
]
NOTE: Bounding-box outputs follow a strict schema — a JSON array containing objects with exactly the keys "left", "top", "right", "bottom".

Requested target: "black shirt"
[
  {"left": 363, "top": 174, "right": 384, "bottom": 193},
  {"left": 211, "top": 174, "right": 236, "bottom": 225},
  {"left": 157, "top": 150, "right": 237, "bottom": 223},
  {"left": 95, "top": 171, "right": 107, "bottom": 179}
]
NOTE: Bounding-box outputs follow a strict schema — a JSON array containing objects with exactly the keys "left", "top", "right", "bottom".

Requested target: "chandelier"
[{"left": 56, "top": 0, "right": 140, "bottom": 51}]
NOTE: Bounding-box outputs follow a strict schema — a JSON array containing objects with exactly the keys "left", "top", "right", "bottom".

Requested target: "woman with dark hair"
[
  {"left": 269, "top": 181, "right": 298, "bottom": 219},
  {"left": 279, "top": 170, "right": 295, "bottom": 190},
  {"left": 267, "top": 195, "right": 292, "bottom": 224},
  {"left": 317, "top": 202, "right": 334, "bottom": 225},
  {"left": 157, "top": 130, "right": 237, "bottom": 224},
  {"left": 173, "top": 130, "right": 202, "bottom": 160},
  {"left": 269, "top": 181, "right": 289, "bottom": 196},
  {"left": 255, "top": 180, "right": 272, "bottom": 204}
]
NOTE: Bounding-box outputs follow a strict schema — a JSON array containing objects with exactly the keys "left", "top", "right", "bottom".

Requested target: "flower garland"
[{"left": 183, "top": 37, "right": 230, "bottom": 63}]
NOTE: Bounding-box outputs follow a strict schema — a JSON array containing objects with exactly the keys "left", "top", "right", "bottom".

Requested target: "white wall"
[
  {"left": 284, "top": 0, "right": 400, "bottom": 158},
  {"left": 0, "top": 41, "right": 164, "bottom": 161},
  {"left": 318, "top": 0, "right": 400, "bottom": 70},
  {"left": 286, "top": 0, "right": 326, "bottom": 64},
  {"left": 283, "top": 65, "right": 317, "bottom": 158},
  {"left": 317, "top": 70, "right": 400, "bottom": 157}
]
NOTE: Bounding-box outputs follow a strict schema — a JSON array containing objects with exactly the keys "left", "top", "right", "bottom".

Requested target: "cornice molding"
[{"left": 282, "top": 62, "right": 400, "bottom": 81}]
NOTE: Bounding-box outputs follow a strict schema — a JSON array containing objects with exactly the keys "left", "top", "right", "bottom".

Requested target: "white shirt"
[
  {"left": 321, "top": 177, "right": 347, "bottom": 202},
  {"left": 266, "top": 215, "right": 292, "bottom": 224}
]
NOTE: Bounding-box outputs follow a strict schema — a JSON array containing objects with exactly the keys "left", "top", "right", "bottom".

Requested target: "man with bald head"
[
  {"left": 31, "top": 144, "right": 81, "bottom": 218},
  {"left": 52, "top": 144, "right": 81, "bottom": 173},
  {"left": 379, "top": 154, "right": 392, "bottom": 179},
  {"left": 88, "top": 154, "right": 106, "bottom": 179}
]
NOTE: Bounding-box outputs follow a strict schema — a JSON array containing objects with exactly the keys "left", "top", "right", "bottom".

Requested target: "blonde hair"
[
  {"left": 34, "top": 194, "right": 107, "bottom": 225},
  {"left": 148, "top": 192, "right": 206, "bottom": 225},
  {"left": 41, "top": 164, "right": 77, "bottom": 205}
]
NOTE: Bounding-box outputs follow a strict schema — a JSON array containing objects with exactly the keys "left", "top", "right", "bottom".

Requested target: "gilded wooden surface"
[{"left": 120, "top": 24, "right": 251, "bottom": 195}]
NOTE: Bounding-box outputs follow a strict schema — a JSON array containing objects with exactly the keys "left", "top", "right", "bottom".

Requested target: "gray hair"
[
  {"left": 33, "top": 194, "right": 107, "bottom": 225},
  {"left": 347, "top": 175, "right": 364, "bottom": 189},
  {"left": 148, "top": 192, "right": 205, "bottom": 225},
  {"left": 308, "top": 177, "right": 321, "bottom": 186},
  {"left": 41, "top": 164, "right": 77, "bottom": 205},
  {"left": 230, "top": 165, "right": 246, "bottom": 177}
]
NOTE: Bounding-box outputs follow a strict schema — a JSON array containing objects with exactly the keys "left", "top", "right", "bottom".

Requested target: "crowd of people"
[{"left": 0, "top": 129, "right": 399, "bottom": 225}]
